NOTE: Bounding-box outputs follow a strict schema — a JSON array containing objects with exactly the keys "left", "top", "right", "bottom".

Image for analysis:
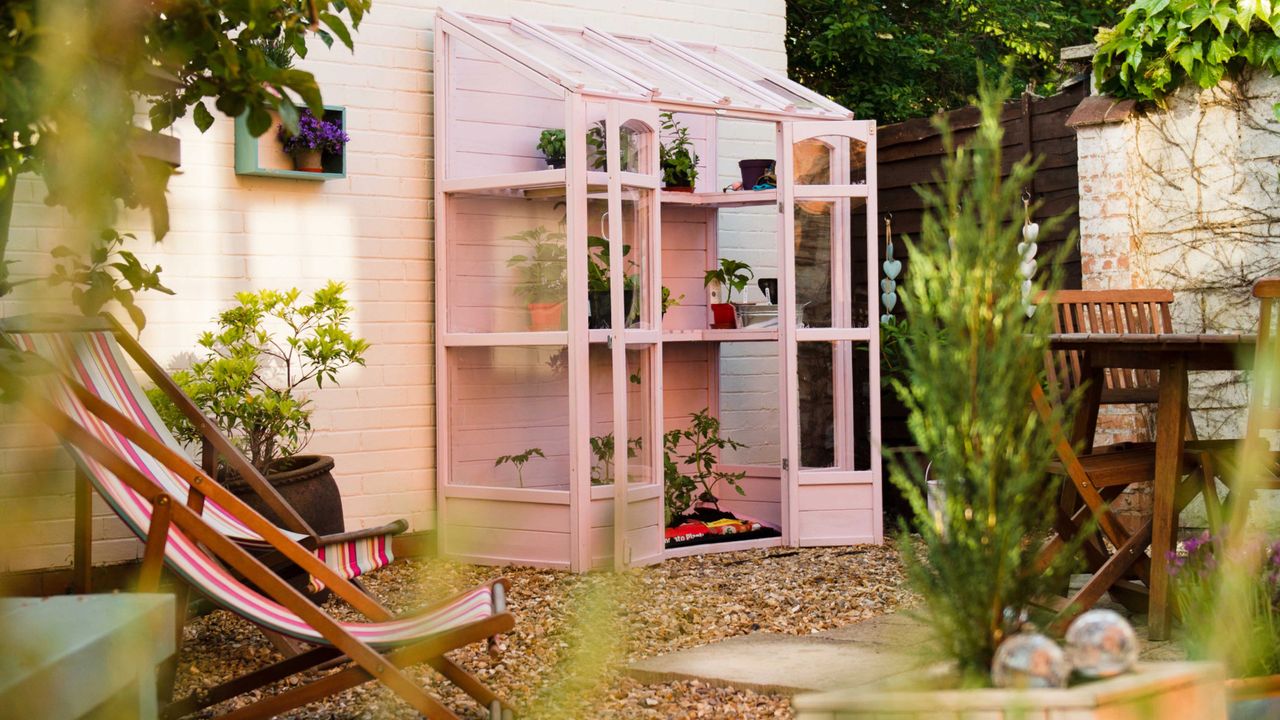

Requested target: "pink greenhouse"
[{"left": 433, "top": 9, "right": 882, "bottom": 572}]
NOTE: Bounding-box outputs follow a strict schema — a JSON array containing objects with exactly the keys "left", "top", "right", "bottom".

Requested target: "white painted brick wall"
[{"left": 0, "top": 0, "right": 787, "bottom": 573}]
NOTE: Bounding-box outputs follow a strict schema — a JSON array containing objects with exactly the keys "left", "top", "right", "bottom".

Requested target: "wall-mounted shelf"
[
  {"left": 661, "top": 328, "right": 779, "bottom": 342},
  {"left": 660, "top": 189, "right": 777, "bottom": 208},
  {"left": 234, "top": 105, "right": 346, "bottom": 181}
]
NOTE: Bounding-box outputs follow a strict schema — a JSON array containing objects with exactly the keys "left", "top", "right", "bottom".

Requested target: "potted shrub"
[
  {"left": 507, "top": 226, "right": 568, "bottom": 331},
  {"left": 537, "top": 129, "right": 566, "bottom": 169},
  {"left": 586, "top": 234, "right": 638, "bottom": 329},
  {"left": 277, "top": 108, "right": 348, "bottom": 172},
  {"left": 703, "top": 258, "right": 753, "bottom": 329},
  {"left": 659, "top": 111, "right": 699, "bottom": 192},
  {"left": 148, "top": 282, "right": 368, "bottom": 536}
]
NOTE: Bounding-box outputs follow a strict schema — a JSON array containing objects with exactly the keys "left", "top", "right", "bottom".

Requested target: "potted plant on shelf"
[
  {"left": 277, "top": 108, "right": 348, "bottom": 173},
  {"left": 148, "top": 282, "right": 368, "bottom": 536},
  {"left": 659, "top": 111, "right": 698, "bottom": 192},
  {"left": 587, "top": 234, "right": 639, "bottom": 329},
  {"left": 537, "top": 129, "right": 566, "bottom": 169},
  {"left": 704, "top": 258, "right": 754, "bottom": 329},
  {"left": 507, "top": 226, "right": 568, "bottom": 331},
  {"left": 738, "top": 159, "right": 774, "bottom": 190}
]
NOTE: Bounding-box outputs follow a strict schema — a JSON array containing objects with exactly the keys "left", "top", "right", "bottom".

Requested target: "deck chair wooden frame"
[
  {"left": 1032, "top": 384, "right": 1205, "bottom": 631},
  {"left": 0, "top": 314, "right": 407, "bottom": 597},
  {"left": 5, "top": 355, "right": 516, "bottom": 720}
]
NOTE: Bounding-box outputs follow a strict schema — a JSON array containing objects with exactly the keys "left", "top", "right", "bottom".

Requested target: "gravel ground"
[{"left": 175, "top": 545, "right": 912, "bottom": 719}]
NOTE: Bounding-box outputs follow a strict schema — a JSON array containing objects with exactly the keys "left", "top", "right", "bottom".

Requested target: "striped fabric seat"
[
  {"left": 11, "top": 330, "right": 483, "bottom": 645},
  {"left": 10, "top": 330, "right": 398, "bottom": 592}
]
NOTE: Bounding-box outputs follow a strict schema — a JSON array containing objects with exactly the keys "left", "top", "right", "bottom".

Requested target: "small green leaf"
[
  {"left": 246, "top": 104, "right": 272, "bottom": 137},
  {"left": 193, "top": 102, "right": 214, "bottom": 133}
]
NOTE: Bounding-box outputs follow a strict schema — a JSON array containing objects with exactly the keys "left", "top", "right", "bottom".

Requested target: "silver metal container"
[{"left": 734, "top": 302, "right": 808, "bottom": 328}]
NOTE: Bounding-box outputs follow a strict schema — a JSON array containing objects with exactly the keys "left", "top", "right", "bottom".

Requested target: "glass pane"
[
  {"left": 852, "top": 342, "right": 872, "bottom": 472},
  {"left": 718, "top": 342, "right": 781, "bottom": 466},
  {"left": 609, "top": 34, "right": 778, "bottom": 110},
  {"left": 586, "top": 189, "right": 653, "bottom": 329},
  {"left": 542, "top": 26, "right": 725, "bottom": 105},
  {"left": 626, "top": 347, "right": 658, "bottom": 485},
  {"left": 447, "top": 195, "right": 567, "bottom": 333},
  {"left": 795, "top": 202, "right": 833, "bottom": 329},
  {"left": 468, "top": 17, "right": 649, "bottom": 97},
  {"left": 448, "top": 345, "right": 570, "bottom": 489},
  {"left": 798, "top": 342, "right": 836, "bottom": 469},
  {"left": 677, "top": 42, "right": 826, "bottom": 112},
  {"left": 447, "top": 33, "right": 568, "bottom": 178},
  {"left": 794, "top": 136, "right": 867, "bottom": 186},
  {"left": 588, "top": 345, "right": 619, "bottom": 486}
]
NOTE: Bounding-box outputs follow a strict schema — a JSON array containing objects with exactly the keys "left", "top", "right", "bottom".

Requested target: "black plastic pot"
[
  {"left": 739, "top": 159, "right": 774, "bottom": 189},
  {"left": 222, "top": 454, "right": 345, "bottom": 536},
  {"left": 588, "top": 289, "right": 635, "bottom": 329},
  {"left": 546, "top": 156, "right": 566, "bottom": 169}
]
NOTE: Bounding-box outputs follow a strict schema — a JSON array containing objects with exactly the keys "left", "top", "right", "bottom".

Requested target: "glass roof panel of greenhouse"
[{"left": 442, "top": 10, "right": 852, "bottom": 119}]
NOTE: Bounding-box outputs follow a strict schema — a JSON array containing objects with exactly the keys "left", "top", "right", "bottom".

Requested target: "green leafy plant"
[
  {"left": 495, "top": 447, "right": 545, "bottom": 488},
  {"left": 46, "top": 229, "right": 174, "bottom": 332},
  {"left": 703, "top": 258, "right": 755, "bottom": 304},
  {"left": 148, "top": 281, "right": 369, "bottom": 474},
  {"left": 661, "top": 286, "right": 684, "bottom": 316},
  {"left": 586, "top": 235, "right": 638, "bottom": 294},
  {"left": 888, "top": 72, "right": 1078, "bottom": 684},
  {"left": 537, "top": 129, "right": 566, "bottom": 163},
  {"left": 879, "top": 315, "right": 911, "bottom": 386},
  {"left": 1171, "top": 531, "right": 1280, "bottom": 677},
  {"left": 663, "top": 409, "right": 747, "bottom": 523},
  {"left": 786, "top": 0, "right": 1124, "bottom": 124},
  {"left": 659, "top": 111, "right": 699, "bottom": 188},
  {"left": 507, "top": 227, "right": 569, "bottom": 305},
  {"left": 589, "top": 433, "right": 643, "bottom": 485},
  {"left": 1093, "top": 0, "right": 1280, "bottom": 108}
]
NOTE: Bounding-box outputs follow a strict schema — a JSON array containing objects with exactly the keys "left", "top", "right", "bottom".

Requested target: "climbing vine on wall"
[{"left": 1094, "top": 0, "right": 1280, "bottom": 108}]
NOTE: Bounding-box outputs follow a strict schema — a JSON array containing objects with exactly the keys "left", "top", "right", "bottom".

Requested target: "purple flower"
[{"left": 278, "top": 109, "right": 349, "bottom": 155}]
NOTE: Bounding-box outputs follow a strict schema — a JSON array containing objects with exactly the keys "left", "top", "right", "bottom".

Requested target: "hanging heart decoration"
[
  {"left": 881, "top": 278, "right": 896, "bottom": 294},
  {"left": 881, "top": 292, "right": 898, "bottom": 312},
  {"left": 1020, "top": 259, "right": 1037, "bottom": 278},
  {"left": 880, "top": 313, "right": 894, "bottom": 324},
  {"left": 883, "top": 258, "right": 902, "bottom": 279},
  {"left": 1023, "top": 222, "right": 1040, "bottom": 242}
]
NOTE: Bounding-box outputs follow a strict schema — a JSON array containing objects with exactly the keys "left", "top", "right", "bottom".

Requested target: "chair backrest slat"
[{"left": 1047, "top": 289, "right": 1176, "bottom": 403}]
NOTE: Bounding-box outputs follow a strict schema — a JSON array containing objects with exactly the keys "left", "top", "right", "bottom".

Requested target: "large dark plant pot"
[
  {"left": 739, "top": 159, "right": 774, "bottom": 189},
  {"left": 222, "top": 454, "right": 345, "bottom": 536},
  {"left": 588, "top": 289, "right": 635, "bottom": 329}
]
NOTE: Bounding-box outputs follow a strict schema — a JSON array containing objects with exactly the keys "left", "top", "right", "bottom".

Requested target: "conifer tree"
[{"left": 889, "top": 71, "right": 1079, "bottom": 683}]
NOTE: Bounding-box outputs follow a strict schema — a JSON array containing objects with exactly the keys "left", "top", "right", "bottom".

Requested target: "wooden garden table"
[{"left": 1047, "top": 332, "right": 1255, "bottom": 641}]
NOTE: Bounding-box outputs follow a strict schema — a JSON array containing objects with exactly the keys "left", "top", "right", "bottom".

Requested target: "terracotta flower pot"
[
  {"left": 291, "top": 148, "right": 324, "bottom": 172},
  {"left": 528, "top": 302, "right": 565, "bottom": 331},
  {"left": 664, "top": 184, "right": 694, "bottom": 193},
  {"left": 710, "top": 302, "right": 737, "bottom": 329}
]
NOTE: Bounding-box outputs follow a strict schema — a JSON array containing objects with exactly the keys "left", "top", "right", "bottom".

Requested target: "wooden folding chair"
[
  {"left": 0, "top": 314, "right": 407, "bottom": 600},
  {"left": 1036, "top": 289, "right": 1210, "bottom": 628},
  {"left": 1186, "top": 279, "right": 1280, "bottom": 531},
  {"left": 1, "top": 347, "right": 517, "bottom": 720}
]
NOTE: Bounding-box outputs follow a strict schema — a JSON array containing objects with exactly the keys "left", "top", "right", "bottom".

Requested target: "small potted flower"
[{"left": 278, "top": 109, "right": 349, "bottom": 173}]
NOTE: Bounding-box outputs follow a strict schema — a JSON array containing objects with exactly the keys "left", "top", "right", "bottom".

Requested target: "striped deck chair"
[
  {"left": 0, "top": 342, "right": 516, "bottom": 720},
  {"left": 2, "top": 315, "right": 406, "bottom": 596}
]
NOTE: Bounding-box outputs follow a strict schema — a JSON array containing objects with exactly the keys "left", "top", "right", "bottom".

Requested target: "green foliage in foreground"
[
  {"left": 0, "top": 0, "right": 369, "bottom": 327},
  {"left": 889, "top": 72, "right": 1080, "bottom": 682},
  {"left": 1094, "top": 0, "right": 1280, "bottom": 107},
  {"left": 786, "top": 0, "right": 1126, "bottom": 123}
]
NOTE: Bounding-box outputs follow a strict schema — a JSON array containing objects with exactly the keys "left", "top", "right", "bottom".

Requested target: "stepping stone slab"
[{"left": 626, "top": 631, "right": 925, "bottom": 694}]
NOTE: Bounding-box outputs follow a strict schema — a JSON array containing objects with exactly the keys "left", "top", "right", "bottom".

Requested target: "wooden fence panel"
[{"left": 854, "top": 80, "right": 1087, "bottom": 452}]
